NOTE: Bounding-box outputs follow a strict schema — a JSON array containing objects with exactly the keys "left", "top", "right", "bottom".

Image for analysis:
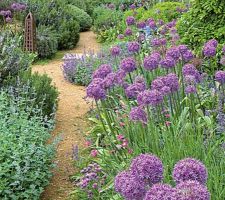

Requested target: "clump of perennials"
[
  {"left": 75, "top": 162, "right": 107, "bottom": 199},
  {"left": 114, "top": 153, "right": 210, "bottom": 200}
]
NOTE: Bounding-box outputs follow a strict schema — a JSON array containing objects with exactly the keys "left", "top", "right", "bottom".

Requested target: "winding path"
[{"left": 32, "top": 31, "right": 100, "bottom": 200}]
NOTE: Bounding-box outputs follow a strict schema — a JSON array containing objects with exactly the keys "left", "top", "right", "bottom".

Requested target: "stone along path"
[{"left": 32, "top": 31, "right": 100, "bottom": 200}]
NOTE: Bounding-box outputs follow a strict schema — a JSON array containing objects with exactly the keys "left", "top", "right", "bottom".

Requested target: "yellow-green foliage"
[
  {"left": 140, "top": 2, "right": 185, "bottom": 22},
  {"left": 123, "top": 7, "right": 145, "bottom": 21}
]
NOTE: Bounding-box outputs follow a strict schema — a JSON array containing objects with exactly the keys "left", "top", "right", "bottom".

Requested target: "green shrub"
[
  {"left": 58, "top": 19, "right": 80, "bottom": 50},
  {"left": 124, "top": 7, "right": 146, "bottom": 21},
  {"left": 36, "top": 25, "right": 58, "bottom": 58},
  {"left": 67, "top": 0, "right": 87, "bottom": 11},
  {"left": 68, "top": 5, "right": 92, "bottom": 32},
  {"left": 0, "top": 91, "right": 56, "bottom": 199},
  {"left": 24, "top": 0, "right": 80, "bottom": 50},
  {"left": 177, "top": 0, "right": 225, "bottom": 54},
  {"left": 141, "top": 2, "right": 186, "bottom": 22},
  {"left": 5, "top": 70, "right": 58, "bottom": 120},
  {"left": 0, "top": 31, "right": 35, "bottom": 86},
  {"left": 93, "top": 6, "right": 123, "bottom": 33}
]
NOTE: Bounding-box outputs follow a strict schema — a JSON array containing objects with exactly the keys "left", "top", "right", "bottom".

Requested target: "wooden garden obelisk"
[{"left": 24, "top": 12, "right": 36, "bottom": 52}]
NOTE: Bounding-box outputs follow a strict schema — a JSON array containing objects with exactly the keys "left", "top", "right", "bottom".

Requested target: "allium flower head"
[
  {"left": 166, "top": 46, "right": 180, "bottom": 61},
  {"left": 215, "top": 70, "right": 225, "bottom": 84},
  {"left": 86, "top": 78, "right": 106, "bottom": 101},
  {"left": 182, "top": 64, "right": 201, "bottom": 83},
  {"left": 151, "top": 77, "right": 165, "bottom": 91},
  {"left": 120, "top": 57, "right": 136, "bottom": 73},
  {"left": 173, "top": 158, "right": 208, "bottom": 185},
  {"left": 118, "top": 34, "right": 124, "bottom": 40},
  {"left": 92, "top": 64, "right": 112, "bottom": 79},
  {"left": 125, "top": 28, "right": 133, "bottom": 36},
  {"left": 137, "top": 21, "right": 146, "bottom": 29},
  {"left": 144, "top": 183, "right": 174, "bottom": 200},
  {"left": 143, "top": 55, "right": 159, "bottom": 71},
  {"left": 114, "top": 171, "right": 146, "bottom": 200},
  {"left": 137, "top": 89, "right": 163, "bottom": 106},
  {"left": 164, "top": 73, "right": 179, "bottom": 92},
  {"left": 103, "top": 72, "right": 116, "bottom": 89},
  {"left": 160, "top": 56, "right": 176, "bottom": 69},
  {"left": 173, "top": 180, "right": 210, "bottom": 200},
  {"left": 203, "top": 45, "right": 216, "bottom": 57},
  {"left": 129, "top": 106, "right": 148, "bottom": 123},
  {"left": 128, "top": 41, "right": 141, "bottom": 53},
  {"left": 178, "top": 45, "right": 189, "bottom": 54},
  {"left": 115, "top": 69, "right": 127, "bottom": 85},
  {"left": 110, "top": 45, "right": 121, "bottom": 56},
  {"left": 5, "top": 17, "right": 12, "bottom": 23},
  {"left": 220, "top": 56, "right": 225, "bottom": 66},
  {"left": 126, "top": 16, "right": 135, "bottom": 26},
  {"left": 182, "top": 50, "right": 194, "bottom": 62},
  {"left": 207, "top": 39, "right": 218, "bottom": 47},
  {"left": 130, "top": 154, "right": 163, "bottom": 185},
  {"left": 185, "top": 85, "right": 197, "bottom": 94}
]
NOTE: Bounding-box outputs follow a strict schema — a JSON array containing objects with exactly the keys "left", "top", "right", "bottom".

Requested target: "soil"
[{"left": 32, "top": 31, "right": 100, "bottom": 200}]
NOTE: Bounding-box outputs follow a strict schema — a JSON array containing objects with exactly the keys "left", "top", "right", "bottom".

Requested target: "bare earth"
[{"left": 32, "top": 31, "right": 100, "bottom": 200}]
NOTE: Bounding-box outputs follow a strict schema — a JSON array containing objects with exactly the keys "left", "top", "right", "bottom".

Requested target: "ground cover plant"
[
  {"left": 67, "top": 2, "right": 225, "bottom": 199},
  {"left": 0, "top": 91, "right": 56, "bottom": 199}
]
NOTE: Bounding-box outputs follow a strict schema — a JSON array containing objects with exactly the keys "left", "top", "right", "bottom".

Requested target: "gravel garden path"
[{"left": 32, "top": 31, "right": 100, "bottom": 200}]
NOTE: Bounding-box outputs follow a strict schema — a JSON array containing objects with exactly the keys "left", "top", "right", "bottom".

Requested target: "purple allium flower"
[
  {"left": 166, "top": 20, "right": 177, "bottom": 28},
  {"left": 114, "top": 171, "right": 146, "bottom": 200},
  {"left": 207, "top": 39, "right": 218, "bottom": 47},
  {"left": 144, "top": 183, "right": 174, "bottom": 200},
  {"left": 182, "top": 50, "right": 194, "bottom": 62},
  {"left": 129, "top": 106, "right": 148, "bottom": 123},
  {"left": 184, "top": 75, "right": 197, "bottom": 85},
  {"left": 164, "top": 73, "right": 179, "bottom": 92},
  {"left": 173, "top": 158, "right": 208, "bottom": 185},
  {"left": 178, "top": 45, "right": 189, "bottom": 54},
  {"left": 173, "top": 180, "right": 210, "bottom": 200},
  {"left": 126, "top": 16, "right": 135, "bottom": 26},
  {"left": 222, "top": 45, "right": 225, "bottom": 54},
  {"left": 118, "top": 34, "right": 124, "bottom": 40},
  {"left": 130, "top": 154, "right": 163, "bottom": 185},
  {"left": 130, "top": 4, "right": 136, "bottom": 10},
  {"left": 166, "top": 46, "right": 180, "bottom": 61},
  {"left": 5, "top": 17, "right": 12, "bottom": 23},
  {"left": 151, "top": 38, "right": 161, "bottom": 46},
  {"left": 103, "top": 72, "right": 116, "bottom": 89},
  {"left": 107, "top": 3, "right": 115, "bottom": 10},
  {"left": 137, "top": 21, "right": 146, "bottom": 29},
  {"left": 115, "top": 69, "right": 127, "bottom": 85},
  {"left": 151, "top": 38, "right": 167, "bottom": 47},
  {"left": 138, "top": 33, "right": 146, "bottom": 42},
  {"left": 160, "top": 56, "right": 176, "bottom": 69},
  {"left": 0, "top": 10, "right": 11, "bottom": 17},
  {"left": 220, "top": 56, "right": 225, "bottom": 66},
  {"left": 185, "top": 85, "right": 197, "bottom": 94},
  {"left": 125, "top": 28, "right": 133, "bottom": 36},
  {"left": 111, "top": 45, "right": 121, "bottom": 57},
  {"left": 143, "top": 55, "right": 159, "bottom": 71},
  {"left": 203, "top": 45, "right": 216, "bottom": 57},
  {"left": 86, "top": 78, "right": 106, "bottom": 100},
  {"left": 182, "top": 64, "right": 201, "bottom": 83},
  {"left": 125, "top": 77, "right": 146, "bottom": 98},
  {"left": 137, "top": 89, "right": 164, "bottom": 106},
  {"left": 151, "top": 77, "right": 165, "bottom": 91},
  {"left": 147, "top": 19, "right": 156, "bottom": 29},
  {"left": 215, "top": 70, "right": 225, "bottom": 84},
  {"left": 128, "top": 41, "right": 141, "bottom": 53},
  {"left": 11, "top": 3, "right": 26, "bottom": 11},
  {"left": 92, "top": 64, "right": 112, "bottom": 79},
  {"left": 120, "top": 57, "right": 136, "bottom": 73},
  {"left": 160, "top": 86, "right": 171, "bottom": 96}
]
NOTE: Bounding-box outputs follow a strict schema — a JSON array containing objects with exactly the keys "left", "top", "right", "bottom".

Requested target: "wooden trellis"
[{"left": 23, "top": 12, "right": 36, "bottom": 52}]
